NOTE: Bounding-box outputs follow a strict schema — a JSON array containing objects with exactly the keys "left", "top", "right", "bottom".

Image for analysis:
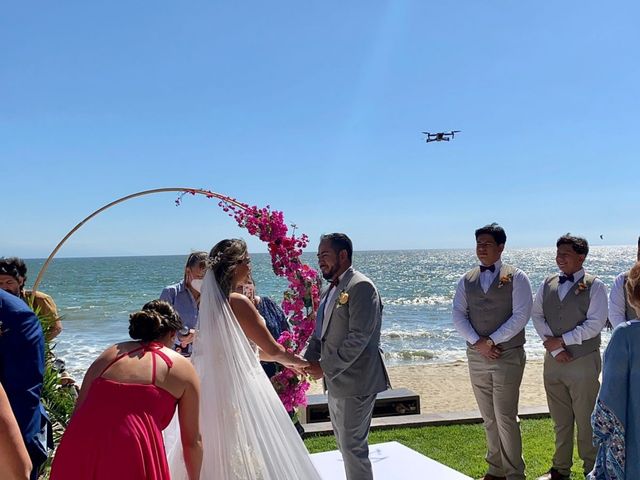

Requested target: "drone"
[{"left": 422, "top": 130, "right": 461, "bottom": 143}]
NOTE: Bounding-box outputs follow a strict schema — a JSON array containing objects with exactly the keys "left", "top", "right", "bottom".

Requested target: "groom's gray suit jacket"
[{"left": 305, "top": 267, "right": 390, "bottom": 398}]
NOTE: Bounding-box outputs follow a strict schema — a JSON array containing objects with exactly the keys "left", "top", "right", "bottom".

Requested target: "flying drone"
[{"left": 422, "top": 130, "right": 461, "bottom": 143}]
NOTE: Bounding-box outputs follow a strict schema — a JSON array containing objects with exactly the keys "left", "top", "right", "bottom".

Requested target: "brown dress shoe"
[
  {"left": 536, "top": 468, "right": 571, "bottom": 480},
  {"left": 477, "top": 475, "right": 506, "bottom": 480}
]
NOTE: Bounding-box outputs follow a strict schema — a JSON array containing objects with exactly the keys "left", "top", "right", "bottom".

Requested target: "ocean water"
[{"left": 25, "top": 246, "right": 636, "bottom": 381}]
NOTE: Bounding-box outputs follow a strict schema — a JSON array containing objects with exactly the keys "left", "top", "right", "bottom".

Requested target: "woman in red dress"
[{"left": 50, "top": 300, "right": 202, "bottom": 480}]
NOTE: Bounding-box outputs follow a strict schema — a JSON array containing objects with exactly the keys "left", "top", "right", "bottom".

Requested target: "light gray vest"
[
  {"left": 464, "top": 264, "right": 525, "bottom": 350},
  {"left": 623, "top": 273, "right": 638, "bottom": 320},
  {"left": 542, "top": 273, "right": 600, "bottom": 358}
]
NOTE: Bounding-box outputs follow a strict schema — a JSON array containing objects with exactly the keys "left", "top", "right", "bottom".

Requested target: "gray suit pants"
[{"left": 328, "top": 393, "right": 377, "bottom": 480}]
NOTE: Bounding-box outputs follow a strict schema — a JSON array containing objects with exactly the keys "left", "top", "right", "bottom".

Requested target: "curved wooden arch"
[{"left": 32, "top": 188, "right": 245, "bottom": 291}]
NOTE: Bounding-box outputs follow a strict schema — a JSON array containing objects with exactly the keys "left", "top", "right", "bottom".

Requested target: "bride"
[{"left": 167, "top": 239, "right": 322, "bottom": 479}]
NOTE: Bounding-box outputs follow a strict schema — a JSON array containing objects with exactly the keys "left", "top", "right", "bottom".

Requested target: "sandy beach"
[{"left": 307, "top": 359, "right": 548, "bottom": 414}]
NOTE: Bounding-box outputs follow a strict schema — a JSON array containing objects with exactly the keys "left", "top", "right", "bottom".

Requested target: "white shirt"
[
  {"left": 323, "top": 269, "right": 350, "bottom": 319},
  {"left": 609, "top": 271, "right": 638, "bottom": 328},
  {"left": 452, "top": 259, "right": 533, "bottom": 345},
  {"left": 531, "top": 268, "right": 608, "bottom": 356}
]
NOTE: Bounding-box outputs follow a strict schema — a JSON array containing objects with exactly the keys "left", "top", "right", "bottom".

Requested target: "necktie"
[
  {"left": 559, "top": 273, "right": 575, "bottom": 284},
  {"left": 314, "top": 283, "right": 336, "bottom": 338},
  {"left": 480, "top": 264, "right": 495, "bottom": 273}
]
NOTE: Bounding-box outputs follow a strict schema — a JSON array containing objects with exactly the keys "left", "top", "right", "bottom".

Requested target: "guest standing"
[
  {"left": 0, "top": 257, "right": 62, "bottom": 340},
  {"left": 452, "top": 223, "right": 532, "bottom": 480},
  {"left": 0, "top": 289, "right": 49, "bottom": 480},
  {"left": 588, "top": 260, "right": 640, "bottom": 479},
  {"left": 50, "top": 300, "right": 202, "bottom": 480},
  {"left": 305, "top": 233, "right": 390, "bottom": 480},
  {"left": 160, "top": 251, "right": 207, "bottom": 356},
  {"left": 608, "top": 236, "right": 640, "bottom": 328},
  {"left": 532, "top": 234, "right": 608, "bottom": 480}
]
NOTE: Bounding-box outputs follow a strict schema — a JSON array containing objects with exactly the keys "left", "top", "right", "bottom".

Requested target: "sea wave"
[
  {"left": 384, "top": 349, "right": 436, "bottom": 361},
  {"left": 384, "top": 295, "right": 451, "bottom": 306},
  {"left": 382, "top": 329, "right": 440, "bottom": 340}
]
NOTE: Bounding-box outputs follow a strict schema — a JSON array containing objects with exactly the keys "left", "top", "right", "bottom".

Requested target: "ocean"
[{"left": 24, "top": 245, "right": 636, "bottom": 381}]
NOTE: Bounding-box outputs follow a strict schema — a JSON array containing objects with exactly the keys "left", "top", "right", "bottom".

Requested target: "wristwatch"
[{"left": 485, "top": 338, "right": 495, "bottom": 347}]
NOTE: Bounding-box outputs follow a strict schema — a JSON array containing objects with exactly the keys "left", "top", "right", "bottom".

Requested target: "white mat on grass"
[{"left": 310, "top": 441, "right": 472, "bottom": 479}]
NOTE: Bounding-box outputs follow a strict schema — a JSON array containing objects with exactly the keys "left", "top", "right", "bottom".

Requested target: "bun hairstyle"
[
  {"left": 626, "top": 261, "right": 640, "bottom": 314},
  {"left": 129, "top": 300, "right": 183, "bottom": 342},
  {"left": 208, "top": 239, "right": 248, "bottom": 297}
]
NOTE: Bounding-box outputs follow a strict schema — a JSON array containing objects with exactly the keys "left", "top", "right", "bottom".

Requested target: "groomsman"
[
  {"left": 452, "top": 223, "right": 532, "bottom": 480},
  {"left": 608, "top": 236, "right": 640, "bottom": 327},
  {"left": 305, "top": 233, "right": 389, "bottom": 480},
  {"left": 532, "top": 234, "right": 607, "bottom": 480}
]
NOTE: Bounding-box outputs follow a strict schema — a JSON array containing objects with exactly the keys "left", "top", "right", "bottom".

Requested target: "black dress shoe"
[
  {"left": 477, "top": 474, "right": 506, "bottom": 480},
  {"left": 536, "top": 468, "right": 570, "bottom": 480}
]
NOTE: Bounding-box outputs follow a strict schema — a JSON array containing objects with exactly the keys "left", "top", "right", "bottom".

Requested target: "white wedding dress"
[{"left": 166, "top": 270, "right": 321, "bottom": 480}]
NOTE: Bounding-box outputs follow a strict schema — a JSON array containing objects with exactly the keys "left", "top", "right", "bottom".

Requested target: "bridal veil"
[{"left": 166, "top": 270, "right": 321, "bottom": 479}]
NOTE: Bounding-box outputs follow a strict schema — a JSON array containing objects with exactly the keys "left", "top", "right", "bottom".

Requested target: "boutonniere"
[
  {"left": 498, "top": 273, "right": 513, "bottom": 288},
  {"left": 575, "top": 282, "right": 588, "bottom": 295},
  {"left": 337, "top": 290, "right": 349, "bottom": 307}
]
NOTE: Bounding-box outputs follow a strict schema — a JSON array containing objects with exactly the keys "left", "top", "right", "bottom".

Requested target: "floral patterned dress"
[{"left": 588, "top": 321, "right": 640, "bottom": 479}]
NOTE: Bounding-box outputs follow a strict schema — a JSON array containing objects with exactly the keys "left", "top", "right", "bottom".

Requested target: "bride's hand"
[{"left": 281, "top": 353, "right": 309, "bottom": 370}]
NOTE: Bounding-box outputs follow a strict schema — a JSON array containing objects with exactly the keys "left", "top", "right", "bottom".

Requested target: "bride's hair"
[{"left": 209, "top": 238, "right": 248, "bottom": 297}]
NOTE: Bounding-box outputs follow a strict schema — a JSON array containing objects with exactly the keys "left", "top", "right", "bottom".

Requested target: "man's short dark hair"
[
  {"left": 0, "top": 257, "right": 27, "bottom": 281},
  {"left": 475, "top": 223, "right": 507, "bottom": 246},
  {"left": 557, "top": 234, "right": 589, "bottom": 256},
  {"left": 320, "top": 233, "right": 353, "bottom": 261}
]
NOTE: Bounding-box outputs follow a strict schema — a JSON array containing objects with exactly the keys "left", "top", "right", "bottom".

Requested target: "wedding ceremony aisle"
[{"left": 310, "top": 441, "right": 472, "bottom": 479}]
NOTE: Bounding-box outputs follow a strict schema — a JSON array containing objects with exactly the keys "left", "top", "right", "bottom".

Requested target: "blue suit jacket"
[{"left": 0, "top": 289, "right": 47, "bottom": 469}]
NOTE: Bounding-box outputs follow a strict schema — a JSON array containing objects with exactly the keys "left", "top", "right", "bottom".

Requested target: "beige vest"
[
  {"left": 623, "top": 273, "right": 638, "bottom": 320},
  {"left": 542, "top": 273, "right": 600, "bottom": 358},
  {"left": 464, "top": 264, "right": 525, "bottom": 350}
]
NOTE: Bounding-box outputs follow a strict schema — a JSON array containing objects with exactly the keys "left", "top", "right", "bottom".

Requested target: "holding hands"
[{"left": 474, "top": 337, "right": 502, "bottom": 360}]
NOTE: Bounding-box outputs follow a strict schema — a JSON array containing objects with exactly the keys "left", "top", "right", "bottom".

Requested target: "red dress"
[{"left": 50, "top": 343, "right": 178, "bottom": 480}]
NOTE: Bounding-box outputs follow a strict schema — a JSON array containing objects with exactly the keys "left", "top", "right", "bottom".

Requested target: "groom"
[{"left": 305, "top": 233, "right": 390, "bottom": 480}]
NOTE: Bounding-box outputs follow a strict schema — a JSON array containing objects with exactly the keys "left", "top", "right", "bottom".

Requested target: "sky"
[{"left": 2, "top": 1, "right": 639, "bottom": 258}]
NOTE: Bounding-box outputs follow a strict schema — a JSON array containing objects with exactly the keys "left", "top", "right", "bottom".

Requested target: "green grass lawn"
[{"left": 304, "top": 418, "right": 589, "bottom": 479}]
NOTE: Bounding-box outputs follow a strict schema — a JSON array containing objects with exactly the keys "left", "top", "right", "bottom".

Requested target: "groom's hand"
[{"left": 305, "top": 361, "right": 323, "bottom": 380}]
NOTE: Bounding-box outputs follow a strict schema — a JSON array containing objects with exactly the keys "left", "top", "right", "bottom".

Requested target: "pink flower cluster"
[{"left": 214, "top": 195, "right": 321, "bottom": 412}]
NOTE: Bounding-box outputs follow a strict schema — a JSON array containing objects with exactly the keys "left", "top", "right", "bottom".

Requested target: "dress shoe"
[
  {"left": 477, "top": 475, "right": 506, "bottom": 480},
  {"left": 536, "top": 468, "right": 570, "bottom": 480}
]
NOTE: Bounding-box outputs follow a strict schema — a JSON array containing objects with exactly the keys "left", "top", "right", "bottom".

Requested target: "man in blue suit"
[{"left": 0, "top": 287, "right": 49, "bottom": 479}]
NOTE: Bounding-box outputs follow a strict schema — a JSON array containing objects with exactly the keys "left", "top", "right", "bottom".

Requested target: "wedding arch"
[{"left": 33, "top": 187, "right": 320, "bottom": 411}]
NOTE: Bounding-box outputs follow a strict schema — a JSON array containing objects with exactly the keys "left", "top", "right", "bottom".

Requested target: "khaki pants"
[
  {"left": 543, "top": 350, "right": 601, "bottom": 476},
  {"left": 468, "top": 346, "right": 526, "bottom": 480}
]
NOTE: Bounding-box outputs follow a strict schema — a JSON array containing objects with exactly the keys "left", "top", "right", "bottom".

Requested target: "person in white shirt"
[
  {"left": 452, "top": 223, "right": 532, "bottom": 480},
  {"left": 608, "top": 236, "right": 640, "bottom": 328},
  {"left": 532, "top": 234, "right": 608, "bottom": 480}
]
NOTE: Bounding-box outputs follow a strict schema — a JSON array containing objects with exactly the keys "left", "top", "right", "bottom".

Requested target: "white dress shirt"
[
  {"left": 323, "top": 269, "right": 350, "bottom": 319},
  {"left": 609, "top": 271, "right": 638, "bottom": 328},
  {"left": 531, "top": 268, "right": 608, "bottom": 356},
  {"left": 452, "top": 259, "right": 533, "bottom": 345}
]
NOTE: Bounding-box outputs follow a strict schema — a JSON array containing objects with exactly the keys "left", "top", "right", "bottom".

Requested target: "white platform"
[{"left": 310, "top": 441, "right": 472, "bottom": 479}]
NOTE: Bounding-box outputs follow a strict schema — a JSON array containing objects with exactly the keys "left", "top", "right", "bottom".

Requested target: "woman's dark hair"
[
  {"left": 209, "top": 239, "right": 248, "bottom": 297},
  {"left": 475, "top": 223, "right": 507, "bottom": 245},
  {"left": 320, "top": 233, "right": 353, "bottom": 261},
  {"left": 556, "top": 234, "right": 589, "bottom": 256},
  {"left": 626, "top": 261, "right": 640, "bottom": 313},
  {"left": 183, "top": 251, "right": 208, "bottom": 282},
  {"left": 129, "top": 300, "right": 183, "bottom": 342}
]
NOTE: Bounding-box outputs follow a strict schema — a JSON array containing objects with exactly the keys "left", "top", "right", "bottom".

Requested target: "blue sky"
[{"left": 2, "top": 2, "right": 639, "bottom": 258}]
